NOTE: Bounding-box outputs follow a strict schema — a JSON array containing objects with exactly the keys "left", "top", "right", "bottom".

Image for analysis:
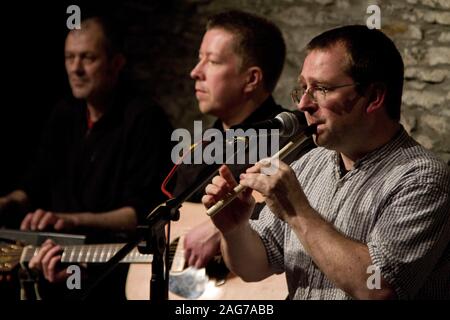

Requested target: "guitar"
[
  {"left": 0, "top": 242, "right": 153, "bottom": 274},
  {"left": 126, "top": 202, "right": 288, "bottom": 300},
  {"left": 0, "top": 241, "right": 154, "bottom": 300},
  {"left": 1, "top": 204, "right": 287, "bottom": 300}
]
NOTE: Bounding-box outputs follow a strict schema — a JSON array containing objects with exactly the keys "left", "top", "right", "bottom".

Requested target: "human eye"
[
  {"left": 208, "top": 58, "right": 220, "bottom": 65},
  {"left": 316, "top": 85, "right": 329, "bottom": 94},
  {"left": 206, "top": 54, "right": 222, "bottom": 65},
  {"left": 84, "top": 55, "right": 96, "bottom": 63},
  {"left": 64, "top": 53, "right": 74, "bottom": 61}
]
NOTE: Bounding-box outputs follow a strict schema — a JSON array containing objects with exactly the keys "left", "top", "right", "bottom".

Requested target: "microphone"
[
  {"left": 230, "top": 111, "right": 306, "bottom": 137},
  {"left": 206, "top": 122, "right": 317, "bottom": 217}
]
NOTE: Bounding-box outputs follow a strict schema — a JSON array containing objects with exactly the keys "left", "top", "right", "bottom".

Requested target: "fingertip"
[
  {"left": 201, "top": 195, "right": 214, "bottom": 208},
  {"left": 183, "top": 249, "right": 190, "bottom": 261},
  {"left": 187, "top": 257, "right": 194, "bottom": 267},
  {"left": 220, "top": 165, "right": 238, "bottom": 186},
  {"left": 54, "top": 220, "right": 64, "bottom": 231},
  {"left": 20, "top": 214, "right": 31, "bottom": 230},
  {"left": 219, "top": 165, "right": 231, "bottom": 176}
]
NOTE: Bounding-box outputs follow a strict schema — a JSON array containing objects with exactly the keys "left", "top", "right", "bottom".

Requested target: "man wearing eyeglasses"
[{"left": 203, "top": 25, "right": 450, "bottom": 299}]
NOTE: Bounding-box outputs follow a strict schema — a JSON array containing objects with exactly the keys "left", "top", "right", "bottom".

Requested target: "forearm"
[
  {"left": 62, "top": 206, "right": 138, "bottom": 233},
  {"left": 290, "top": 206, "right": 395, "bottom": 299},
  {"left": 0, "top": 190, "right": 29, "bottom": 225},
  {"left": 220, "top": 221, "right": 273, "bottom": 282},
  {"left": 1, "top": 189, "right": 29, "bottom": 209}
]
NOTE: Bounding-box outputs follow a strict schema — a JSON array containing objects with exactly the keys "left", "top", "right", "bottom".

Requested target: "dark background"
[
  {"left": 0, "top": 2, "right": 70, "bottom": 194},
  {"left": 0, "top": 0, "right": 184, "bottom": 195}
]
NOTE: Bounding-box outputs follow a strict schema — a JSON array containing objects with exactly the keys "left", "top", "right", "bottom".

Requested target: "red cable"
[{"left": 160, "top": 140, "right": 206, "bottom": 199}]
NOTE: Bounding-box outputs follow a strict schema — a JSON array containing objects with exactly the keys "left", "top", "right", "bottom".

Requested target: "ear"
[
  {"left": 365, "top": 83, "right": 387, "bottom": 114},
  {"left": 243, "top": 66, "right": 263, "bottom": 94}
]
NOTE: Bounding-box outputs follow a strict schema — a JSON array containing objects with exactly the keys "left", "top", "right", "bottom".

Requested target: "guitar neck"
[{"left": 21, "top": 244, "right": 153, "bottom": 264}]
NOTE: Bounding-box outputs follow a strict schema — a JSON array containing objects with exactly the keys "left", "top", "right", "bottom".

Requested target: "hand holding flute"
[
  {"left": 206, "top": 124, "right": 317, "bottom": 217},
  {"left": 201, "top": 165, "right": 256, "bottom": 234}
]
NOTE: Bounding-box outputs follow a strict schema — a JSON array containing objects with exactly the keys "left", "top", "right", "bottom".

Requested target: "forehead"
[
  {"left": 200, "top": 28, "right": 237, "bottom": 56},
  {"left": 65, "top": 21, "right": 106, "bottom": 53},
  {"left": 300, "top": 44, "right": 351, "bottom": 83}
]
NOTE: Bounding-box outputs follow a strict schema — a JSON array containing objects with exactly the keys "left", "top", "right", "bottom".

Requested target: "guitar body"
[
  {"left": 126, "top": 202, "right": 288, "bottom": 300},
  {"left": 126, "top": 264, "right": 287, "bottom": 300}
]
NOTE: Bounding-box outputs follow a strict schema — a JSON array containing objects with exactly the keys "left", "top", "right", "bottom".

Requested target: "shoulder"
[
  {"left": 391, "top": 136, "right": 450, "bottom": 190},
  {"left": 124, "top": 95, "right": 165, "bottom": 118},
  {"left": 121, "top": 94, "right": 172, "bottom": 131}
]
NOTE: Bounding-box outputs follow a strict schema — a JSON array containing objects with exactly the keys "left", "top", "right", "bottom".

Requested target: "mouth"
[
  {"left": 306, "top": 118, "right": 323, "bottom": 126},
  {"left": 195, "top": 87, "right": 207, "bottom": 94},
  {"left": 195, "top": 88, "right": 208, "bottom": 100},
  {"left": 307, "top": 121, "right": 324, "bottom": 135},
  {"left": 70, "top": 76, "right": 87, "bottom": 84},
  {"left": 71, "top": 81, "right": 86, "bottom": 87}
]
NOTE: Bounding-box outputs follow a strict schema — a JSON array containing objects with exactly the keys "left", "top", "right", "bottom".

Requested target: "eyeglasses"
[{"left": 291, "top": 83, "right": 359, "bottom": 104}]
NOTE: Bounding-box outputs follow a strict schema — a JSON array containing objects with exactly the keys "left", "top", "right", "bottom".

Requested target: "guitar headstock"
[{"left": 0, "top": 242, "right": 24, "bottom": 273}]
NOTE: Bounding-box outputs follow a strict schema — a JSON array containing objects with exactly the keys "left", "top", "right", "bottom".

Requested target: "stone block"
[
  {"left": 418, "top": 0, "right": 450, "bottom": 9},
  {"left": 423, "top": 11, "right": 450, "bottom": 24},
  {"left": 425, "top": 47, "right": 450, "bottom": 65},
  {"left": 438, "top": 32, "right": 450, "bottom": 42},
  {"left": 405, "top": 67, "right": 448, "bottom": 83},
  {"left": 421, "top": 113, "right": 449, "bottom": 135},
  {"left": 403, "top": 90, "right": 446, "bottom": 109}
]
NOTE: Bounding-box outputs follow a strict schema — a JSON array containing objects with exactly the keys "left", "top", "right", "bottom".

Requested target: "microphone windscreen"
[{"left": 276, "top": 111, "right": 302, "bottom": 137}]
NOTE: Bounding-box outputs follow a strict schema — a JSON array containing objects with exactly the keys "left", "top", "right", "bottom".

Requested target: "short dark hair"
[
  {"left": 78, "top": 15, "right": 125, "bottom": 58},
  {"left": 307, "top": 25, "right": 404, "bottom": 121},
  {"left": 207, "top": 10, "right": 286, "bottom": 93}
]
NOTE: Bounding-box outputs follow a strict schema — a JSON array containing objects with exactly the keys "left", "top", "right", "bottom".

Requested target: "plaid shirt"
[{"left": 251, "top": 127, "right": 450, "bottom": 299}]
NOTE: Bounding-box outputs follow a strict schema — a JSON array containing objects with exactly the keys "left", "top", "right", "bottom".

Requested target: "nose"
[
  {"left": 190, "top": 60, "right": 204, "bottom": 80},
  {"left": 67, "top": 56, "right": 84, "bottom": 75},
  {"left": 297, "top": 91, "right": 318, "bottom": 114}
]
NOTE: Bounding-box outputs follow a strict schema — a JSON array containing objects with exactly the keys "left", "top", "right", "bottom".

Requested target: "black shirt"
[{"left": 23, "top": 85, "right": 173, "bottom": 242}]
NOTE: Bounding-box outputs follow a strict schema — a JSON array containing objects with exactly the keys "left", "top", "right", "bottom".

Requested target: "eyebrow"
[
  {"left": 199, "top": 50, "right": 220, "bottom": 57},
  {"left": 297, "top": 75, "right": 331, "bottom": 86}
]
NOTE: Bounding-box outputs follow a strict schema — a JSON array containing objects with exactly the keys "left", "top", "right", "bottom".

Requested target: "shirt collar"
[
  {"left": 331, "top": 125, "right": 409, "bottom": 177},
  {"left": 212, "top": 96, "right": 283, "bottom": 131}
]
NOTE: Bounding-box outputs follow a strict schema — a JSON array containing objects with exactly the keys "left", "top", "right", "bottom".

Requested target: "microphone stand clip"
[{"left": 137, "top": 198, "right": 181, "bottom": 301}]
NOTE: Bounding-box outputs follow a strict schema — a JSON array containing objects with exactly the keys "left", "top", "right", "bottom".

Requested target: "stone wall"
[{"left": 118, "top": 0, "right": 450, "bottom": 164}]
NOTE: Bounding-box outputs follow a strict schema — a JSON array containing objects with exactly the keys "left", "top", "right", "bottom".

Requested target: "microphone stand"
[
  {"left": 80, "top": 150, "right": 228, "bottom": 301},
  {"left": 81, "top": 125, "right": 314, "bottom": 300}
]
